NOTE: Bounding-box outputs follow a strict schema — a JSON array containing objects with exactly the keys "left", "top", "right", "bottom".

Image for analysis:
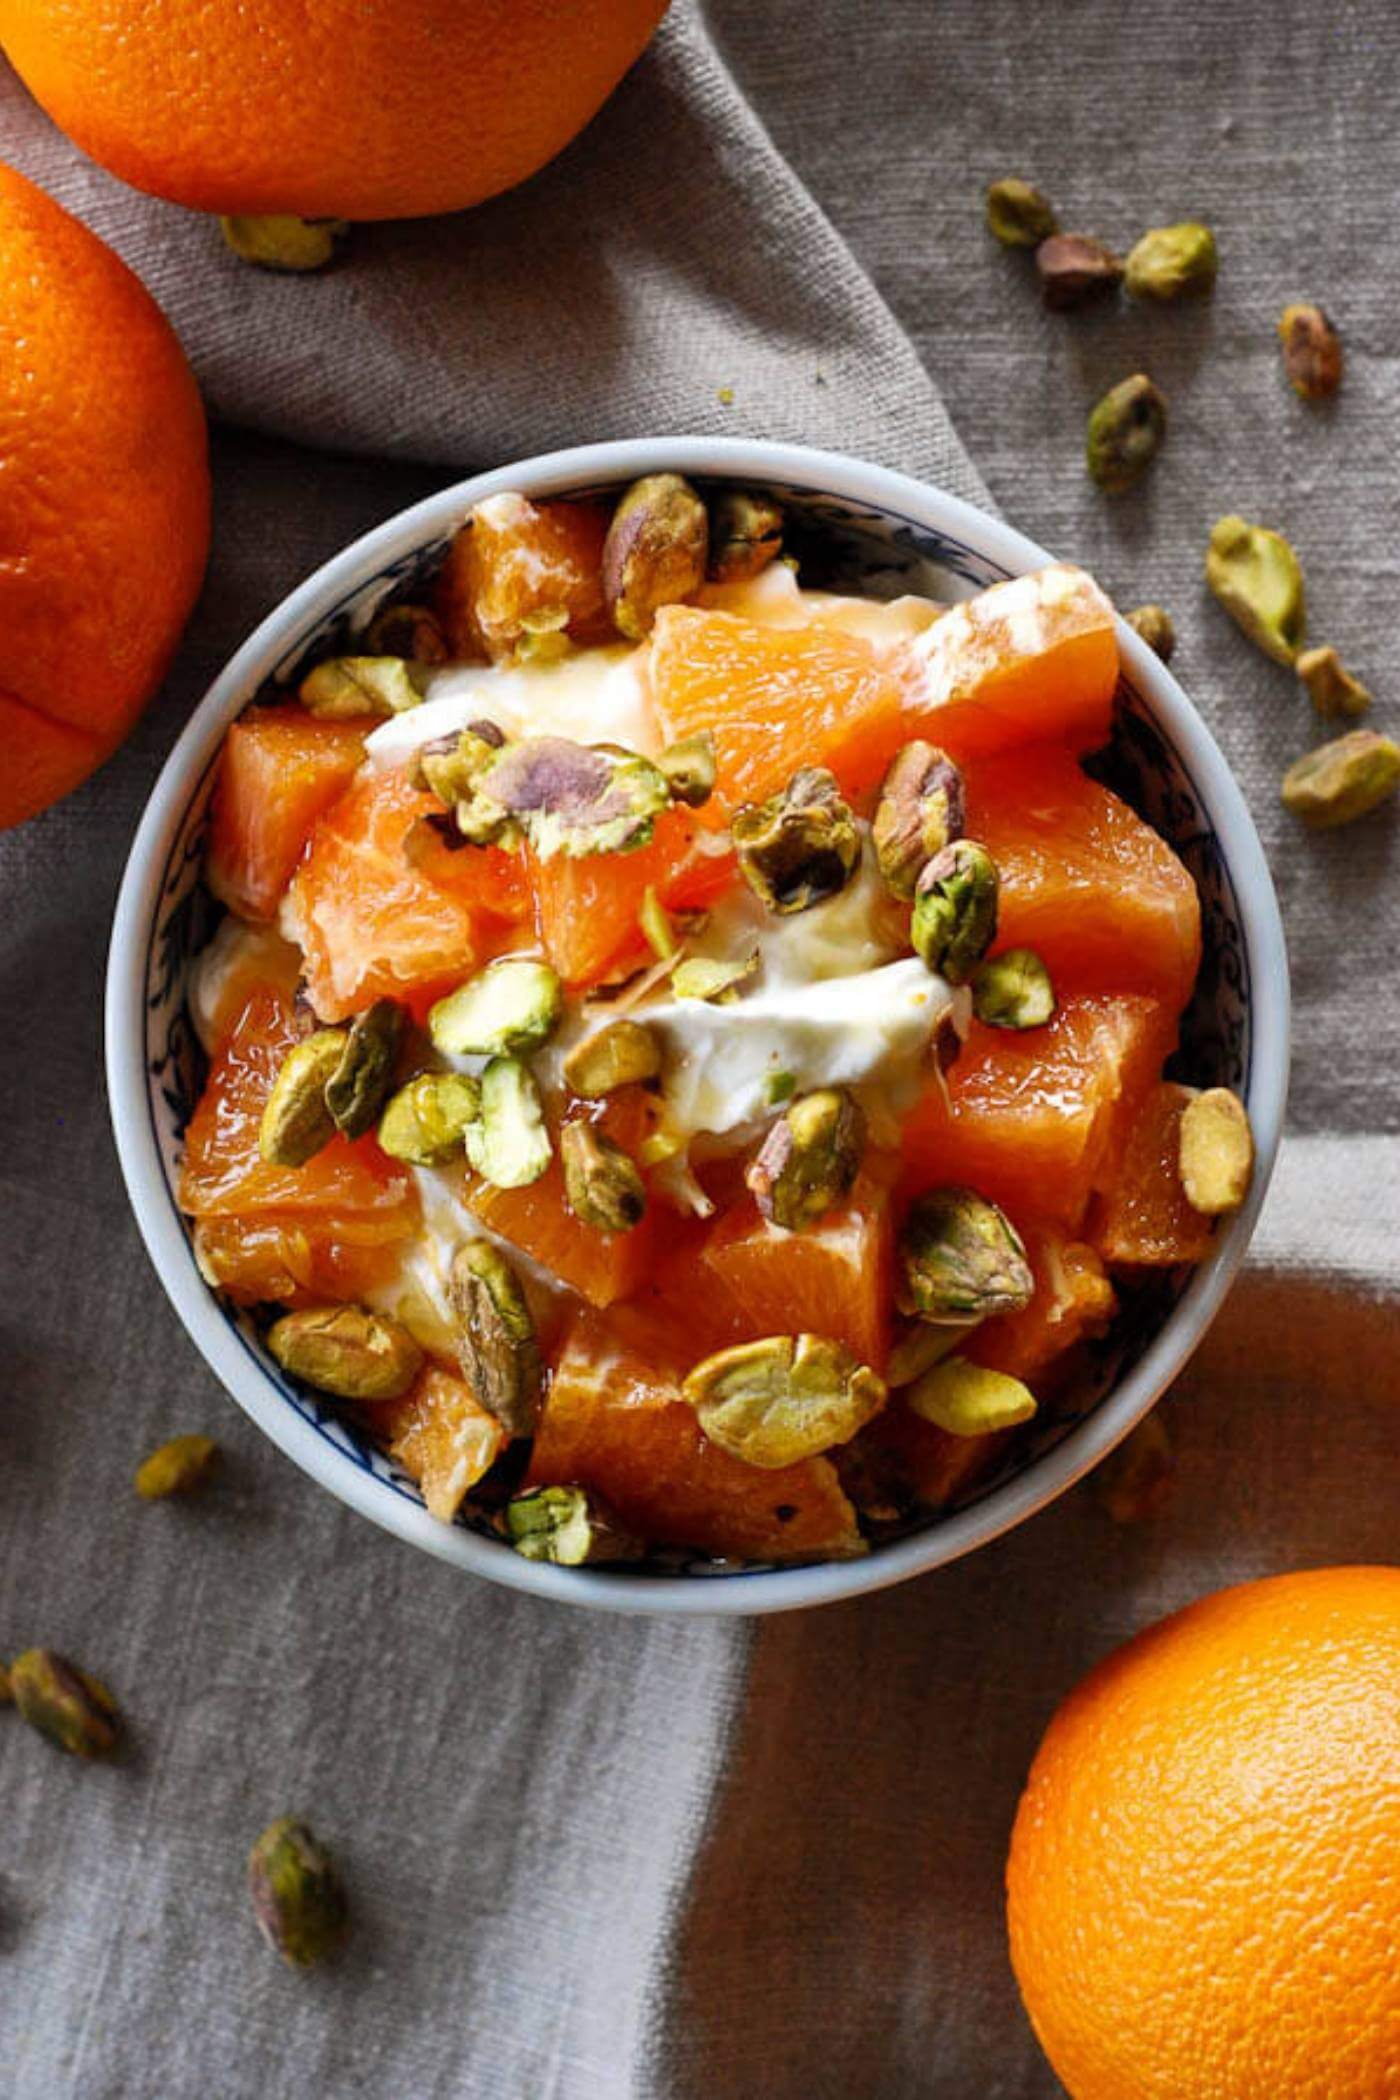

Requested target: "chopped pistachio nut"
[
  {"left": 299, "top": 656, "right": 427, "bottom": 719},
  {"left": 465, "top": 1057, "right": 552, "bottom": 1188},
  {"left": 972, "top": 947, "right": 1056, "bottom": 1029},
  {"left": 268, "top": 1305, "right": 423, "bottom": 1401},
  {"left": 656, "top": 731, "right": 717, "bottom": 808},
  {"left": 763, "top": 1069, "right": 797, "bottom": 1108},
  {"left": 429, "top": 958, "right": 562, "bottom": 1058},
  {"left": 1278, "top": 302, "right": 1343, "bottom": 400},
  {"left": 1206, "top": 515, "right": 1306, "bottom": 665},
  {"left": 220, "top": 214, "right": 348, "bottom": 272},
  {"left": 1281, "top": 729, "right": 1400, "bottom": 828},
  {"left": 671, "top": 951, "right": 760, "bottom": 1003},
  {"left": 602, "top": 474, "right": 709, "bottom": 640},
  {"left": 898, "top": 1187, "right": 1034, "bottom": 1323},
  {"left": 1296, "top": 645, "right": 1371, "bottom": 721},
  {"left": 461, "top": 736, "right": 672, "bottom": 859},
  {"left": 504, "top": 1485, "right": 642, "bottom": 1565},
  {"left": 562, "top": 1019, "right": 663, "bottom": 1096},
  {"left": 134, "top": 1433, "right": 220, "bottom": 1501},
  {"left": 258, "top": 1030, "right": 345, "bottom": 1166},
  {"left": 639, "top": 886, "right": 677, "bottom": 960},
  {"left": 448, "top": 1242, "right": 542, "bottom": 1437},
  {"left": 561, "top": 1121, "right": 648, "bottom": 1232},
  {"left": 247, "top": 1818, "right": 349, "bottom": 1968},
  {"left": 362, "top": 601, "right": 448, "bottom": 664},
  {"left": 377, "top": 1072, "right": 481, "bottom": 1165},
  {"left": 1124, "top": 221, "right": 1218, "bottom": 301},
  {"left": 1095, "top": 1413, "right": 1175, "bottom": 1523},
  {"left": 9, "top": 1650, "right": 122, "bottom": 1760},
  {"left": 985, "top": 177, "right": 1058, "bottom": 248},
  {"left": 1126, "top": 604, "right": 1176, "bottom": 662},
  {"left": 906, "top": 1357, "right": 1037, "bottom": 1436},
  {"left": 746, "top": 1087, "right": 866, "bottom": 1231},
  {"left": 733, "top": 766, "right": 861, "bottom": 914},
  {"left": 1086, "top": 374, "right": 1168, "bottom": 492},
  {"left": 872, "top": 742, "right": 966, "bottom": 899},
  {"left": 1035, "top": 232, "right": 1123, "bottom": 309},
  {"left": 885, "top": 1319, "right": 969, "bottom": 1386},
  {"left": 410, "top": 723, "right": 508, "bottom": 809},
  {"left": 683, "top": 1334, "right": 887, "bottom": 1469},
  {"left": 706, "top": 490, "right": 784, "bottom": 582},
  {"left": 1177, "top": 1087, "right": 1255, "bottom": 1216},
  {"left": 325, "top": 999, "right": 404, "bottom": 1139},
  {"left": 911, "top": 840, "right": 999, "bottom": 984}
]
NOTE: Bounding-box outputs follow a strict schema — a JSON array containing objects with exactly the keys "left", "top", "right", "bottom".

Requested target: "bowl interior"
[{"left": 132, "top": 462, "right": 1269, "bottom": 1601}]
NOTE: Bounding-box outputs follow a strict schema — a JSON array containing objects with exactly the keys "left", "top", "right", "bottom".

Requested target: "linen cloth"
[{"left": 0, "top": 3, "right": 1395, "bottom": 2095}]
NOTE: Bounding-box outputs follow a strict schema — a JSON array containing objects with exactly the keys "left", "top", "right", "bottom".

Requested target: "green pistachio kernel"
[
  {"left": 885, "top": 1320, "right": 968, "bottom": 1386},
  {"left": 463, "top": 736, "right": 672, "bottom": 859},
  {"left": 671, "top": 950, "right": 760, "bottom": 1003},
  {"left": 898, "top": 1187, "right": 1034, "bottom": 1323},
  {"left": 258, "top": 1029, "right": 346, "bottom": 1167},
  {"left": 1086, "top": 374, "right": 1168, "bottom": 492},
  {"left": 1282, "top": 728, "right": 1400, "bottom": 828},
  {"left": 267, "top": 1305, "right": 424, "bottom": 1402},
  {"left": 562, "top": 1019, "right": 663, "bottom": 1096},
  {"left": 219, "top": 214, "right": 348, "bottom": 272},
  {"left": 985, "top": 177, "right": 1058, "bottom": 248},
  {"left": 560, "top": 1121, "right": 648, "bottom": 1233},
  {"left": 1205, "top": 515, "right": 1307, "bottom": 665},
  {"left": 247, "top": 1818, "right": 349, "bottom": 1968},
  {"left": 906, "top": 1357, "right": 1038, "bottom": 1436},
  {"left": 409, "top": 722, "right": 508, "bottom": 808},
  {"left": 298, "top": 656, "right": 427, "bottom": 719},
  {"left": 656, "top": 731, "right": 717, "bottom": 808},
  {"left": 448, "top": 1241, "right": 542, "bottom": 1437},
  {"left": 1296, "top": 645, "right": 1371, "bottom": 721},
  {"left": 706, "top": 490, "right": 784, "bottom": 583},
  {"left": 745, "top": 1087, "right": 866, "bottom": 1231},
  {"left": 465, "top": 1057, "right": 552, "bottom": 1188},
  {"left": 733, "top": 766, "right": 861, "bottom": 914},
  {"left": 639, "top": 885, "right": 677, "bottom": 959},
  {"left": 377, "top": 1072, "right": 481, "bottom": 1165},
  {"left": 9, "top": 1649, "right": 122, "bottom": 1760},
  {"left": 429, "top": 958, "right": 563, "bottom": 1058},
  {"left": 1124, "top": 221, "right": 1218, "bottom": 301},
  {"left": 1125, "top": 604, "right": 1176, "bottom": 662},
  {"left": 763, "top": 1070, "right": 797, "bottom": 1108},
  {"left": 134, "top": 1433, "right": 220, "bottom": 1501},
  {"left": 911, "top": 840, "right": 999, "bottom": 984},
  {"left": 324, "top": 999, "right": 404, "bottom": 1139},
  {"left": 971, "top": 947, "right": 1056, "bottom": 1029},
  {"left": 1178, "top": 1086, "right": 1255, "bottom": 1215},
  {"left": 683, "top": 1333, "right": 887, "bottom": 1469},
  {"left": 602, "top": 474, "right": 709, "bottom": 640},
  {"left": 503, "top": 1485, "right": 642, "bottom": 1565}
]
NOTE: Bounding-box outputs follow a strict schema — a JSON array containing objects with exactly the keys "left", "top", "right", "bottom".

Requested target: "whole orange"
[
  {"left": 0, "top": 161, "right": 209, "bottom": 829},
  {"left": 0, "top": 0, "right": 671, "bottom": 222},
  {"left": 1007, "top": 1566, "right": 1400, "bottom": 2099}
]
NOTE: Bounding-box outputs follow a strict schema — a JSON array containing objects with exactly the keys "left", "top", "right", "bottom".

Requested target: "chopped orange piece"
[
  {"left": 285, "top": 767, "right": 529, "bottom": 1020},
  {"left": 966, "top": 1225, "right": 1116, "bottom": 1383},
  {"left": 899, "top": 564, "right": 1119, "bottom": 763},
  {"left": 376, "top": 1367, "right": 506, "bottom": 1523},
  {"left": 965, "top": 747, "right": 1202, "bottom": 1010},
  {"left": 899, "top": 993, "right": 1178, "bottom": 1227},
  {"left": 206, "top": 703, "right": 367, "bottom": 921},
  {"left": 195, "top": 921, "right": 303, "bottom": 1052},
  {"left": 859, "top": 1401, "right": 1010, "bottom": 1509},
  {"left": 438, "top": 493, "right": 611, "bottom": 661},
  {"left": 649, "top": 604, "right": 908, "bottom": 817},
  {"left": 192, "top": 1211, "right": 408, "bottom": 1308},
  {"left": 530, "top": 806, "right": 737, "bottom": 988},
  {"left": 527, "top": 1316, "right": 864, "bottom": 1562},
  {"left": 1091, "top": 1081, "right": 1217, "bottom": 1267},
  {"left": 701, "top": 1177, "right": 894, "bottom": 1370}
]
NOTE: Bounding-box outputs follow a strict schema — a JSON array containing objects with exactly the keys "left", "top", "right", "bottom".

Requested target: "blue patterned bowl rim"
[{"left": 105, "top": 437, "right": 1290, "bottom": 1617}]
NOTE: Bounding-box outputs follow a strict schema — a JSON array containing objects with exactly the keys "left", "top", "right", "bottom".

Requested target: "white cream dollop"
[{"left": 362, "top": 645, "right": 659, "bottom": 774}]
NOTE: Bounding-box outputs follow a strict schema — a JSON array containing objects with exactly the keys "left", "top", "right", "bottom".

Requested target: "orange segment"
[
  {"left": 285, "top": 767, "right": 529, "bottom": 1020},
  {"left": 438, "top": 494, "right": 611, "bottom": 661},
  {"left": 965, "top": 747, "right": 1201, "bottom": 1009},
  {"left": 206, "top": 704, "right": 368, "bottom": 922},
  {"left": 859, "top": 1402, "right": 1010, "bottom": 1509},
  {"left": 700, "top": 1178, "right": 894, "bottom": 1371},
  {"left": 649, "top": 604, "right": 907, "bottom": 816},
  {"left": 1091, "top": 1081, "right": 1217, "bottom": 1267},
  {"left": 899, "top": 993, "right": 1178, "bottom": 1227},
  {"left": 899, "top": 564, "right": 1119, "bottom": 763},
  {"left": 376, "top": 1367, "right": 506, "bottom": 1523},
  {"left": 530, "top": 807, "right": 737, "bottom": 988},
  {"left": 966, "top": 1225, "right": 1116, "bottom": 1384},
  {"left": 191, "top": 1211, "right": 409, "bottom": 1308},
  {"left": 527, "top": 1316, "right": 864, "bottom": 1562},
  {"left": 195, "top": 922, "right": 303, "bottom": 1052}
]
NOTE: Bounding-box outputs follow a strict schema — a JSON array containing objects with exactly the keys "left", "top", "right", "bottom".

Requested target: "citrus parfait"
[{"left": 180, "top": 477, "right": 1254, "bottom": 1570}]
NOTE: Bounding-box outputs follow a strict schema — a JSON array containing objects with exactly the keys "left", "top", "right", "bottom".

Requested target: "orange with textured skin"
[
  {"left": 701, "top": 1181, "right": 894, "bottom": 1371},
  {"left": 967, "top": 1226, "right": 1116, "bottom": 1383},
  {"left": 1008, "top": 1566, "right": 1400, "bottom": 2100},
  {"left": 899, "top": 994, "right": 1178, "bottom": 1227},
  {"left": 531, "top": 808, "right": 737, "bottom": 988},
  {"left": 439, "top": 495, "right": 612, "bottom": 661},
  {"left": 527, "top": 1318, "right": 864, "bottom": 1561},
  {"left": 965, "top": 748, "right": 1201, "bottom": 1008},
  {"left": 1091, "top": 1081, "right": 1217, "bottom": 1268},
  {"left": 0, "top": 160, "right": 208, "bottom": 829},
  {"left": 0, "top": 2, "right": 670, "bottom": 221},
  {"left": 206, "top": 705, "right": 367, "bottom": 920}
]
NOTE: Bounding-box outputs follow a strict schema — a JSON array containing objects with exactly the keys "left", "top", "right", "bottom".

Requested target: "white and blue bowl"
[{"left": 106, "top": 438, "right": 1289, "bottom": 1614}]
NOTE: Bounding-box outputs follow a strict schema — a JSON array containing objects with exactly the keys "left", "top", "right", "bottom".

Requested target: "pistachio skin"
[
  {"left": 268, "top": 1306, "right": 424, "bottom": 1402},
  {"left": 561, "top": 1121, "right": 648, "bottom": 1233},
  {"left": 656, "top": 732, "right": 717, "bottom": 808},
  {"left": 906, "top": 1357, "right": 1038, "bottom": 1436},
  {"left": 971, "top": 948, "right": 1056, "bottom": 1029},
  {"left": 746, "top": 1087, "right": 866, "bottom": 1231},
  {"left": 1206, "top": 515, "right": 1306, "bottom": 665},
  {"left": 135, "top": 1433, "right": 220, "bottom": 1501},
  {"left": 377, "top": 1072, "right": 481, "bottom": 1165},
  {"left": 448, "top": 1242, "right": 542, "bottom": 1438},
  {"left": 1296, "top": 645, "right": 1371, "bottom": 721},
  {"left": 258, "top": 1030, "right": 345, "bottom": 1167},
  {"left": 683, "top": 1334, "right": 887, "bottom": 1469},
  {"left": 898, "top": 1187, "right": 1034, "bottom": 1323},
  {"left": 248, "top": 1819, "right": 349, "bottom": 1968},
  {"left": 985, "top": 178, "right": 1058, "bottom": 249},
  {"left": 1086, "top": 375, "right": 1168, "bottom": 492},
  {"left": 872, "top": 742, "right": 965, "bottom": 899},
  {"left": 362, "top": 601, "right": 448, "bottom": 664},
  {"left": 504, "top": 1486, "right": 642, "bottom": 1565},
  {"left": 562, "top": 1020, "right": 663, "bottom": 1097},
  {"left": 911, "top": 841, "right": 999, "bottom": 984},
  {"left": 706, "top": 491, "right": 784, "bottom": 582},
  {"left": 1178, "top": 1087, "right": 1255, "bottom": 1216},
  {"left": 1035, "top": 233, "right": 1123, "bottom": 309},
  {"left": 220, "top": 214, "right": 347, "bottom": 271},
  {"left": 10, "top": 1650, "right": 122, "bottom": 1760},
  {"left": 733, "top": 767, "right": 861, "bottom": 914},
  {"left": 1279, "top": 303, "right": 1343, "bottom": 399},
  {"left": 1126, "top": 605, "right": 1176, "bottom": 663},
  {"left": 603, "top": 474, "right": 709, "bottom": 640},
  {"left": 465, "top": 1057, "right": 552, "bottom": 1189},
  {"left": 1124, "top": 222, "right": 1218, "bottom": 301},
  {"left": 463, "top": 736, "right": 672, "bottom": 859},
  {"left": 325, "top": 999, "right": 404, "bottom": 1140}
]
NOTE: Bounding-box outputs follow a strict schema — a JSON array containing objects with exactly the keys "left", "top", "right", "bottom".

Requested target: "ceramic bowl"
[{"left": 106, "top": 437, "right": 1289, "bottom": 1614}]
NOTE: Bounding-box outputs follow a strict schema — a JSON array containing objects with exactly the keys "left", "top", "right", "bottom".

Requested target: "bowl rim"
[{"left": 105, "top": 435, "right": 1290, "bottom": 1616}]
